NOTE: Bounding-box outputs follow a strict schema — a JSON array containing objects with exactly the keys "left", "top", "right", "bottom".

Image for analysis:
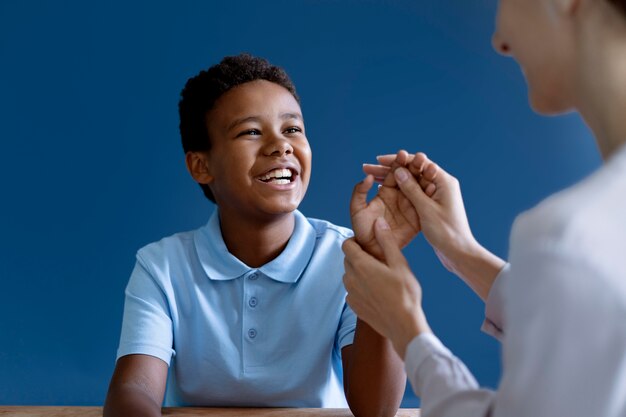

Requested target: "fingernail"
[
  {"left": 376, "top": 217, "right": 390, "bottom": 230},
  {"left": 395, "top": 168, "right": 409, "bottom": 182}
]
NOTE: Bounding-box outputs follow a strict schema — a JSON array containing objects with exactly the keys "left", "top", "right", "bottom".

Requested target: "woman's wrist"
[
  {"left": 391, "top": 308, "right": 431, "bottom": 359},
  {"left": 450, "top": 242, "right": 505, "bottom": 301}
]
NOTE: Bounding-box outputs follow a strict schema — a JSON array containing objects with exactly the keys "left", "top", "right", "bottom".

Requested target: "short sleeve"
[
  {"left": 116, "top": 256, "right": 175, "bottom": 365},
  {"left": 335, "top": 301, "right": 357, "bottom": 352}
]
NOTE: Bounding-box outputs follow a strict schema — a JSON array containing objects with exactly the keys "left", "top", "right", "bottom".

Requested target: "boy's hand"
[
  {"left": 350, "top": 150, "right": 438, "bottom": 260},
  {"left": 350, "top": 151, "right": 421, "bottom": 260},
  {"left": 350, "top": 176, "right": 419, "bottom": 260}
]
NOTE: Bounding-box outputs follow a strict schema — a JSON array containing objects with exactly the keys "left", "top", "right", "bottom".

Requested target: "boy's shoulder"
[
  {"left": 135, "top": 228, "right": 197, "bottom": 266},
  {"left": 304, "top": 215, "right": 353, "bottom": 241}
]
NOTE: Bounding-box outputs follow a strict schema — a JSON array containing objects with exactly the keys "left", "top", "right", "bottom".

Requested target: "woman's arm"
[
  {"left": 342, "top": 218, "right": 496, "bottom": 417},
  {"left": 368, "top": 152, "right": 506, "bottom": 301},
  {"left": 407, "top": 241, "right": 626, "bottom": 417}
]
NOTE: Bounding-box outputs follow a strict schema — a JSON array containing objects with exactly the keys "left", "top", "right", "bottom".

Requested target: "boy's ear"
[{"left": 185, "top": 151, "right": 214, "bottom": 185}]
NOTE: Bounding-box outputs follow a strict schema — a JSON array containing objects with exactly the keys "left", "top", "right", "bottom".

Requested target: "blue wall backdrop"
[{"left": 0, "top": 0, "right": 601, "bottom": 407}]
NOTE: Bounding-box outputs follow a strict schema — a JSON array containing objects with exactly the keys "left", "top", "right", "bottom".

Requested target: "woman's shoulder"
[
  {"left": 510, "top": 148, "right": 626, "bottom": 269},
  {"left": 502, "top": 149, "right": 626, "bottom": 315}
]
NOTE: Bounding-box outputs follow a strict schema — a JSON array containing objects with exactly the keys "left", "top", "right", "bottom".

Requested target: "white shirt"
[{"left": 405, "top": 143, "right": 626, "bottom": 417}]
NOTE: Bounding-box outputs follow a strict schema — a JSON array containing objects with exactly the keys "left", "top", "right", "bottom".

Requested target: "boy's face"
[{"left": 199, "top": 80, "right": 311, "bottom": 220}]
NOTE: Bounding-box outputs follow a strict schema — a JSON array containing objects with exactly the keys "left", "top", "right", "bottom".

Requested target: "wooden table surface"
[{"left": 0, "top": 407, "right": 420, "bottom": 417}]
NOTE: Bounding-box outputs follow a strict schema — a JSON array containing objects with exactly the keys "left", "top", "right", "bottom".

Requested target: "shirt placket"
[{"left": 242, "top": 270, "right": 261, "bottom": 372}]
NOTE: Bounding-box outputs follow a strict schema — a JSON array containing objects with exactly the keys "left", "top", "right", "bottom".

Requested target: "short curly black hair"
[{"left": 178, "top": 53, "right": 300, "bottom": 202}]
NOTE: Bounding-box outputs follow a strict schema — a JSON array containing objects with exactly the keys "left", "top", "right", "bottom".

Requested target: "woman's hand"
[
  {"left": 343, "top": 217, "right": 431, "bottom": 359},
  {"left": 389, "top": 152, "right": 506, "bottom": 301},
  {"left": 363, "top": 151, "right": 437, "bottom": 198}
]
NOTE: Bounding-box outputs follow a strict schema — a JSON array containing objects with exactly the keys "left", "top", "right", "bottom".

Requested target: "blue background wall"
[{"left": 0, "top": 0, "right": 601, "bottom": 406}]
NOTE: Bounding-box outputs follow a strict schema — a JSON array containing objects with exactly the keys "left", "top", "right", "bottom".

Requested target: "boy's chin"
[
  {"left": 256, "top": 197, "right": 303, "bottom": 217},
  {"left": 262, "top": 202, "right": 301, "bottom": 216}
]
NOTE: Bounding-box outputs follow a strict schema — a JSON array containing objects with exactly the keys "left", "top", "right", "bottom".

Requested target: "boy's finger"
[
  {"left": 374, "top": 218, "right": 407, "bottom": 267},
  {"left": 349, "top": 175, "right": 374, "bottom": 214},
  {"left": 382, "top": 164, "right": 400, "bottom": 188},
  {"left": 382, "top": 150, "right": 409, "bottom": 188}
]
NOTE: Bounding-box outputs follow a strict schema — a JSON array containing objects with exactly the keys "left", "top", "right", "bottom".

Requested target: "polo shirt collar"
[{"left": 194, "top": 209, "right": 316, "bottom": 283}]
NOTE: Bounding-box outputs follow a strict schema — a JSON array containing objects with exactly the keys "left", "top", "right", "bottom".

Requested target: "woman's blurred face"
[{"left": 492, "top": 0, "right": 576, "bottom": 114}]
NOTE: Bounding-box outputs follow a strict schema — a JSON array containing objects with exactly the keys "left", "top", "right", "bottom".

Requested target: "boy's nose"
[{"left": 265, "top": 137, "right": 293, "bottom": 156}]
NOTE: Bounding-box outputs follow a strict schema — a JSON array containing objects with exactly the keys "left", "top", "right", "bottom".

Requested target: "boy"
[{"left": 103, "top": 54, "right": 406, "bottom": 417}]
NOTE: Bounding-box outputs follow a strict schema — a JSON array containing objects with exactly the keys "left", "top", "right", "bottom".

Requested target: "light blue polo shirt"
[{"left": 116, "top": 209, "right": 357, "bottom": 407}]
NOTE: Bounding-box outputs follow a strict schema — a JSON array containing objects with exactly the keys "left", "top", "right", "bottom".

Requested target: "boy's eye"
[
  {"left": 237, "top": 129, "right": 260, "bottom": 137},
  {"left": 284, "top": 127, "right": 302, "bottom": 134}
]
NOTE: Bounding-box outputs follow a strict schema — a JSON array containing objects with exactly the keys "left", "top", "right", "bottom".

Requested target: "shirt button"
[
  {"left": 249, "top": 273, "right": 258, "bottom": 280},
  {"left": 248, "top": 328, "right": 257, "bottom": 339},
  {"left": 249, "top": 297, "right": 258, "bottom": 308}
]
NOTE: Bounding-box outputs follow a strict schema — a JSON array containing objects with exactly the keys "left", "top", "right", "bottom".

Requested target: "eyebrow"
[
  {"left": 280, "top": 112, "right": 303, "bottom": 122},
  {"left": 227, "top": 113, "right": 303, "bottom": 132}
]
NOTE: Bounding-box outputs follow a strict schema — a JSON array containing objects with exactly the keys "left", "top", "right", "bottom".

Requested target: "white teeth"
[
  {"left": 271, "top": 179, "right": 290, "bottom": 185},
  {"left": 259, "top": 168, "right": 294, "bottom": 181}
]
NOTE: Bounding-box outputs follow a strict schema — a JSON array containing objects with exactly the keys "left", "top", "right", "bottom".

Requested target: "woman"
[{"left": 342, "top": 0, "right": 626, "bottom": 416}]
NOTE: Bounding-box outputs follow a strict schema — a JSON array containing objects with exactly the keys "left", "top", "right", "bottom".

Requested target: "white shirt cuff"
[
  {"left": 480, "top": 262, "right": 510, "bottom": 341},
  {"left": 404, "top": 332, "right": 451, "bottom": 379}
]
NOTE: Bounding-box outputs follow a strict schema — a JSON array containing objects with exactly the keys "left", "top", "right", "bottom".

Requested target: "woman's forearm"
[{"left": 448, "top": 242, "right": 506, "bottom": 302}]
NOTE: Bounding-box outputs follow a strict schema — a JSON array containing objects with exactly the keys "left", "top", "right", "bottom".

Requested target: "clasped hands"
[
  {"left": 343, "top": 150, "right": 475, "bottom": 358},
  {"left": 348, "top": 150, "right": 437, "bottom": 260}
]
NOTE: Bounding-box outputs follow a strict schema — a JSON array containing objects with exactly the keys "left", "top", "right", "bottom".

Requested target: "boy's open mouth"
[{"left": 257, "top": 168, "right": 297, "bottom": 185}]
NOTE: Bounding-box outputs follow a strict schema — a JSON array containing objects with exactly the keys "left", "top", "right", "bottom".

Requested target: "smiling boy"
[{"left": 103, "top": 54, "right": 406, "bottom": 417}]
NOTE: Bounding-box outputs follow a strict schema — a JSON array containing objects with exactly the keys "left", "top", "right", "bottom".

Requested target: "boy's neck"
[{"left": 218, "top": 210, "right": 296, "bottom": 268}]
